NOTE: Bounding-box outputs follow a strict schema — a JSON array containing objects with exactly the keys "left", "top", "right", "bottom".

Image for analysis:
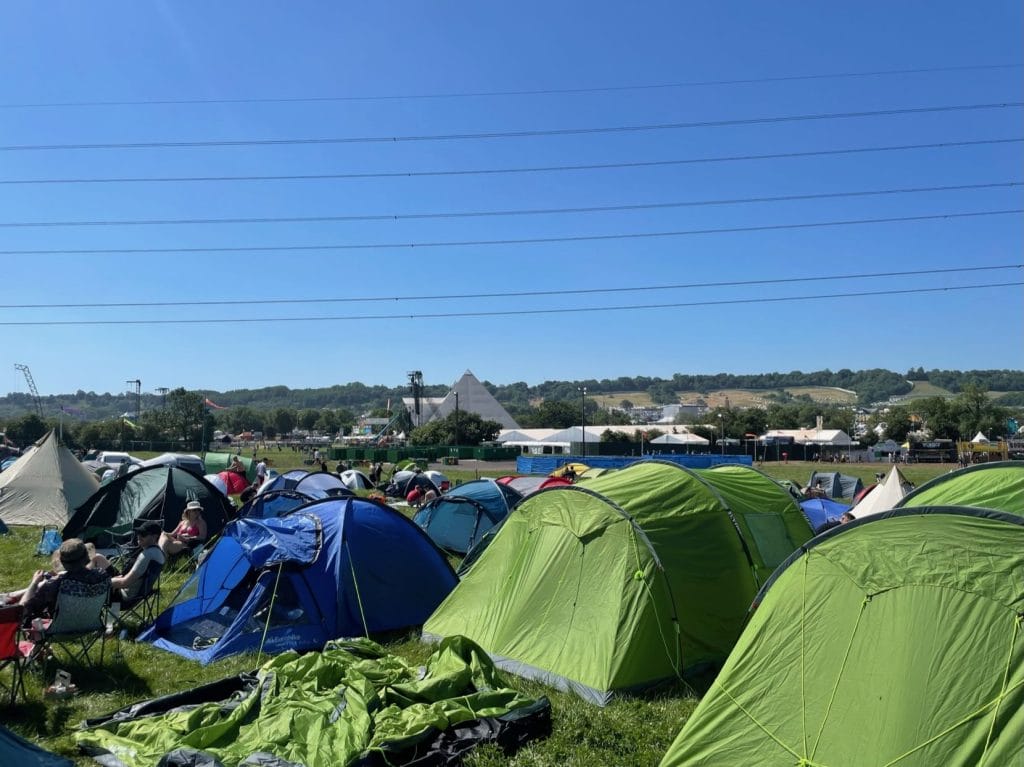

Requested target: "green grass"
[{"left": 1, "top": 459, "right": 950, "bottom": 765}]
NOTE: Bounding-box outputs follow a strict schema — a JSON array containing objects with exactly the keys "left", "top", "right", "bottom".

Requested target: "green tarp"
[
  {"left": 660, "top": 508, "right": 1024, "bottom": 766},
  {"left": 76, "top": 636, "right": 549, "bottom": 767},
  {"left": 424, "top": 461, "right": 813, "bottom": 704}
]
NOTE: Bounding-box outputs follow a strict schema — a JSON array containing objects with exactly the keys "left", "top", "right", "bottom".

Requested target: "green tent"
[
  {"left": 660, "top": 507, "right": 1024, "bottom": 766},
  {"left": 203, "top": 451, "right": 257, "bottom": 483},
  {"left": 423, "top": 460, "right": 813, "bottom": 705},
  {"left": 896, "top": 461, "right": 1024, "bottom": 515}
]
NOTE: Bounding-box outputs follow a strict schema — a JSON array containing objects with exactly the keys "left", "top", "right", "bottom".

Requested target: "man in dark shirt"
[{"left": 19, "top": 538, "right": 111, "bottom": 622}]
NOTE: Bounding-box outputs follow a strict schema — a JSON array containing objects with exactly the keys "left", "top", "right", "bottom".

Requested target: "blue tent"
[
  {"left": 412, "top": 479, "right": 522, "bottom": 555},
  {"left": 0, "top": 725, "right": 73, "bottom": 767},
  {"left": 258, "top": 469, "right": 354, "bottom": 498},
  {"left": 140, "top": 497, "right": 458, "bottom": 664},
  {"left": 240, "top": 489, "right": 320, "bottom": 519},
  {"left": 799, "top": 497, "right": 850, "bottom": 532}
]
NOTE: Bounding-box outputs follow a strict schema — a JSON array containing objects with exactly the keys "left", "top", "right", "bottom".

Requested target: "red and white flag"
[{"left": 204, "top": 398, "right": 226, "bottom": 409}]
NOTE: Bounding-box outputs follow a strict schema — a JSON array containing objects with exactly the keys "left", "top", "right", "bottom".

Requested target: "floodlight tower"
[
  {"left": 407, "top": 371, "right": 424, "bottom": 427},
  {"left": 14, "top": 364, "right": 44, "bottom": 419}
]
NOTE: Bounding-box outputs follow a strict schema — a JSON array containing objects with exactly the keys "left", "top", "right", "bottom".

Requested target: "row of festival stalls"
[{"left": 496, "top": 425, "right": 710, "bottom": 456}]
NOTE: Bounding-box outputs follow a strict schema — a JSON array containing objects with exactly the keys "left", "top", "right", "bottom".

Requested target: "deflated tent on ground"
[
  {"left": 660, "top": 507, "right": 1024, "bottom": 766},
  {"left": 63, "top": 465, "right": 232, "bottom": 543},
  {"left": 896, "top": 461, "right": 1024, "bottom": 515},
  {"left": 0, "top": 430, "right": 99, "bottom": 527},
  {"left": 413, "top": 478, "right": 523, "bottom": 555},
  {"left": 141, "top": 496, "right": 458, "bottom": 664},
  {"left": 77, "top": 637, "right": 550, "bottom": 767},
  {"left": 424, "top": 461, "right": 813, "bottom": 705}
]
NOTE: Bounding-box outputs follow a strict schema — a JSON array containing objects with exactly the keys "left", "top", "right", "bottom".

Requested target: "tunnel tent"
[
  {"left": 659, "top": 507, "right": 1024, "bottom": 767},
  {"left": 413, "top": 478, "right": 523, "bottom": 555},
  {"left": 424, "top": 460, "right": 813, "bottom": 705},
  {"left": 63, "top": 465, "right": 232, "bottom": 544},
  {"left": 141, "top": 496, "right": 458, "bottom": 664}
]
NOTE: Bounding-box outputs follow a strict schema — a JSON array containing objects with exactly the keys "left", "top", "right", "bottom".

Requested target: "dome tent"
[
  {"left": 896, "top": 461, "right": 1024, "bottom": 515},
  {"left": 63, "top": 465, "right": 232, "bottom": 544},
  {"left": 423, "top": 461, "right": 813, "bottom": 705},
  {"left": 413, "top": 478, "right": 523, "bottom": 555},
  {"left": 660, "top": 507, "right": 1024, "bottom": 766},
  {"left": 141, "top": 496, "right": 458, "bottom": 664}
]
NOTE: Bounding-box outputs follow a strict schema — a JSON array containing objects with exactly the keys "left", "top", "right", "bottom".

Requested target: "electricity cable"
[
  {"left": 1, "top": 63, "right": 1017, "bottom": 108},
  {"left": 0, "top": 282, "right": 1016, "bottom": 327},
  {"left": 3, "top": 181, "right": 1017, "bottom": 229},
  {"left": 2, "top": 138, "right": 1017, "bottom": 186},
  {"left": 1, "top": 102, "right": 1020, "bottom": 152},
  {"left": 2, "top": 209, "right": 1018, "bottom": 255},
  {"left": 0, "top": 264, "right": 1015, "bottom": 310}
]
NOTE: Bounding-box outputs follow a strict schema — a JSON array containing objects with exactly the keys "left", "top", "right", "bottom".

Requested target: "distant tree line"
[{"left": 2, "top": 370, "right": 1023, "bottom": 450}]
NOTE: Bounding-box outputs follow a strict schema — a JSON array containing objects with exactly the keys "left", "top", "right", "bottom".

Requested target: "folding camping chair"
[
  {"left": 112, "top": 558, "right": 164, "bottom": 633},
  {"left": 31, "top": 580, "right": 110, "bottom": 669},
  {"left": 0, "top": 604, "right": 33, "bottom": 704}
]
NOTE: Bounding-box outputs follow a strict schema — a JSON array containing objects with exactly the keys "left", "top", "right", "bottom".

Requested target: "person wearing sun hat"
[
  {"left": 18, "top": 538, "right": 111, "bottom": 622},
  {"left": 160, "top": 500, "right": 208, "bottom": 556}
]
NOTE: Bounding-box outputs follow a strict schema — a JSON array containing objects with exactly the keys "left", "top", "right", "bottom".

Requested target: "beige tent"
[
  {"left": 0, "top": 430, "right": 99, "bottom": 527},
  {"left": 850, "top": 465, "right": 913, "bottom": 519}
]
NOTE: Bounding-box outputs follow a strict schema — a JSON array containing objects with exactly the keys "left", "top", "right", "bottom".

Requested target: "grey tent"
[{"left": 807, "top": 471, "right": 863, "bottom": 500}]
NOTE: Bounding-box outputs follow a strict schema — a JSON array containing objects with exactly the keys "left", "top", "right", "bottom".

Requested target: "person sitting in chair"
[
  {"left": 110, "top": 521, "right": 166, "bottom": 604},
  {"left": 160, "top": 501, "right": 208, "bottom": 557},
  {"left": 17, "top": 539, "right": 111, "bottom": 622}
]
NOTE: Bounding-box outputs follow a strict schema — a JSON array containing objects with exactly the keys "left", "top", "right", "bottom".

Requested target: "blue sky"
[{"left": 1, "top": 2, "right": 1021, "bottom": 400}]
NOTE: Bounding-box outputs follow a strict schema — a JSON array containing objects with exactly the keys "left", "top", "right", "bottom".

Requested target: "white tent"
[
  {"left": 339, "top": 469, "right": 375, "bottom": 491},
  {"left": 971, "top": 431, "right": 990, "bottom": 443},
  {"left": 0, "top": 430, "right": 100, "bottom": 527},
  {"left": 850, "top": 466, "right": 914, "bottom": 519},
  {"left": 650, "top": 432, "right": 710, "bottom": 446}
]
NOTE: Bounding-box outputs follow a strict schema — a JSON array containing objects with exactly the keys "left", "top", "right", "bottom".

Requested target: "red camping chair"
[{"left": 0, "top": 603, "right": 34, "bottom": 704}]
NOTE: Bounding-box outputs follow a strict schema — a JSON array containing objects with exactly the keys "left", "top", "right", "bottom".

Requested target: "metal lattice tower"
[{"left": 14, "top": 363, "right": 44, "bottom": 419}]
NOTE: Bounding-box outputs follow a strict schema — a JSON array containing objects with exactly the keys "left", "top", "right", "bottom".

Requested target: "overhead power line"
[
  {"left": 5, "top": 182, "right": 1017, "bottom": 229},
  {"left": 2, "top": 138, "right": 1018, "bottom": 186},
  {"left": 1, "top": 63, "right": 1018, "bottom": 109},
  {"left": 0, "top": 264, "right": 1017, "bottom": 310},
  {"left": 1, "top": 102, "right": 1020, "bottom": 152},
  {"left": 0, "top": 282, "right": 1017, "bottom": 326},
  {"left": 2, "top": 209, "right": 1019, "bottom": 256}
]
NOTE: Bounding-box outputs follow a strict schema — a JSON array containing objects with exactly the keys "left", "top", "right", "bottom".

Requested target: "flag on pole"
[{"left": 204, "top": 398, "right": 226, "bottom": 409}]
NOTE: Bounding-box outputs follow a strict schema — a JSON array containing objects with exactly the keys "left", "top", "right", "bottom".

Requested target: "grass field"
[{"left": 0, "top": 457, "right": 951, "bottom": 766}]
